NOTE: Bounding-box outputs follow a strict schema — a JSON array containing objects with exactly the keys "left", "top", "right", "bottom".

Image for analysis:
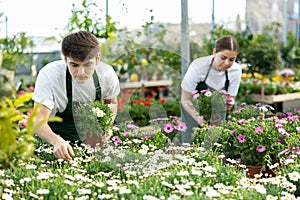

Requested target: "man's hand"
[{"left": 53, "top": 138, "right": 75, "bottom": 161}]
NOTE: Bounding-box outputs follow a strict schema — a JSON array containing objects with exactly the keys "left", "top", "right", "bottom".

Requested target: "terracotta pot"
[
  {"left": 209, "top": 119, "right": 222, "bottom": 126},
  {"left": 263, "top": 165, "right": 278, "bottom": 178},
  {"left": 245, "top": 165, "right": 263, "bottom": 178},
  {"left": 86, "top": 132, "right": 104, "bottom": 147}
]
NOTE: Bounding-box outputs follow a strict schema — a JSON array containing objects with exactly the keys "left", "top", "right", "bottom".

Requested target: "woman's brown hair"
[{"left": 215, "top": 36, "right": 239, "bottom": 53}]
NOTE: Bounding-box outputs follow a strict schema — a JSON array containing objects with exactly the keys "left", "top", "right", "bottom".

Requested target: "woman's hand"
[
  {"left": 196, "top": 115, "right": 207, "bottom": 126},
  {"left": 226, "top": 95, "right": 235, "bottom": 110}
]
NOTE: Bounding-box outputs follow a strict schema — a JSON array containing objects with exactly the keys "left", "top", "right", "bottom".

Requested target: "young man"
[{"left": 33, "top": 31, "right": 120, "bottom": 160}]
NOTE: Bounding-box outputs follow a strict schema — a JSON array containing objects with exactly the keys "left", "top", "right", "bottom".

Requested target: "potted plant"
[
  {"left": 74, "top": 100, "right": 114, "bottom": 147},
  {"left": 192, "top": 89, "right": 231, "bottom": 125},
  {"left": 222, "top": 113, "right": 297, "bottom": 177}
]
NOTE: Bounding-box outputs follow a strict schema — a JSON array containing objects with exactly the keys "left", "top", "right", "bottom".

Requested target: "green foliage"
[
  {"left": 0, "top": 93, "right": 36, "bottom": 169},
  {"left": 0, "top": 130, "right": 299, "bottom": 199},
  {"left": 193, "top": 104, "right": 300, "bottom": 167},
  {"left": 0, "top": 73, "right": 15, "bottom": 98},
  {"left": 236, "top": 81, "right": 254, "bottom": 104},
  {"left": 65, "top": 0, "right": 117, "bottom": 39},
  {"left": 279, "top": 32, "right": 299, "bottom": 68},
  {"left": 245, "top": 23, "right": 283, "bottom": 75},
  {"left": 0, "top": 32, "right": 34, "bottom": 71},
  {"left": 106, "top": 17, "right": 182, "bottom": 82}
]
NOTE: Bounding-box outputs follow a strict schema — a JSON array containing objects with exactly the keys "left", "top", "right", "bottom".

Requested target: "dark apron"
[
  {"left": 48, "top": 67, "right": 102, "bottom": 142},
  {"left": 181, "top": 59, "right": 229, "bottom": 143}
]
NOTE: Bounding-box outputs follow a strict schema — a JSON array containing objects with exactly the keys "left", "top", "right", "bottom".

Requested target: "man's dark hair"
[{"left": 62, "top": 31, "right": 100, "bottom": 61}]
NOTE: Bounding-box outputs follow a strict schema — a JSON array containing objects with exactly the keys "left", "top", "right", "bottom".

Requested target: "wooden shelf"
[
  {"left": 252, "top": 92, "right": 300, "bottom": 104},
  {"left": 120, "top": 80, "right": 172, "bottom": 89}
]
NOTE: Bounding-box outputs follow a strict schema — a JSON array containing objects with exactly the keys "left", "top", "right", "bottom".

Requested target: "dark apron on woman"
[
  {"left": 48, "top": 67, "right": 102, "bottom": 143},
  {"left": 181, "top": 59, "right": 229, "bottom": 143}
]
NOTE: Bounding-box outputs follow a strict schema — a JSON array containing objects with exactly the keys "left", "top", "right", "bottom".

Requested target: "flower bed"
[
  {"left": 1, "top": 140, "right": 299, "bottom": 199},
  {"left": 1, "top": 85, "right": 300, "bottom": 199}
]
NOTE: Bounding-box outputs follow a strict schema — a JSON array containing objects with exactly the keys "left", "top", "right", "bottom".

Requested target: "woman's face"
[
  {"left": 65, "top": 55, "right": 99, "bottom": 83},
  {"left": 213, "top": 49, "right": 238, "bottom": 71}
]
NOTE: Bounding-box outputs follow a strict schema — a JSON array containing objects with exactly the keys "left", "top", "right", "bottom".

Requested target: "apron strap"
[
  {"left": 224, "top": 70, "right": 229, "bottom": 91},
  {"left": 93, "top": 71, "right": 102, "bottom": 101},
  {"left": 66, "top": 67, "right": 72, "bottom": 102}
]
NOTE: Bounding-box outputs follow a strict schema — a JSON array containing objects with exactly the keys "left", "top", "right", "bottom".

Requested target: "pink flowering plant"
[
  {"left": 222, "top": 115, "right": 292, "bottom": 166},
  {"left": 110, "top": 121, "right": 169, "bottom": 150},
  {"left": 192, "top": 89, "right": 231, "bottom": 122},
  {"left": 149, "top": 116, "right": 187, "bottom": 142}
]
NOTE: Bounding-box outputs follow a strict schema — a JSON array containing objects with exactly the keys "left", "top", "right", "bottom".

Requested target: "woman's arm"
[
  {"left": 181, "top": 89, "right": 206, "bottom": 126},
  {"left": 34, "top": 103, "right": 74, "bottom": 160}
]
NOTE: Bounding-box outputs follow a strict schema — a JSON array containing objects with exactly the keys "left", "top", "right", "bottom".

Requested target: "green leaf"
[{"left": 13, "top": 92, "right": 33, "bottom": 107}]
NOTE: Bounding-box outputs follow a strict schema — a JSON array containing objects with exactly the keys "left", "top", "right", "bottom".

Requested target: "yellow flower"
[
  {"left": 141, "top": 58, "right": 149, "bottom": 66},
  {"left": 263, "top": 77, "right": 269, "bottom": 84},
  {"left": 254, "top": 73, "right": 263, "bottom": 79},
  {"left": 271, "top": 76, "right": 282, "bottom": 82},
  {"left": 130, "top": 73, "right": 138, "bottom": 82},
  {"left": 117, "top": 59, "right": 123, "bottom": 65},
  {"left": 241, "top": 73, "right": 248, "bottom": 79}
]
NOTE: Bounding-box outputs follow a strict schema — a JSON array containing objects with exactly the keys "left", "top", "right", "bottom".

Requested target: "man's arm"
[
  {"left": 104, "top": 97, "right": 118, "bottom": 122},
  {"left": 34, "top": 103, "right": 74, "bottom": 160}
]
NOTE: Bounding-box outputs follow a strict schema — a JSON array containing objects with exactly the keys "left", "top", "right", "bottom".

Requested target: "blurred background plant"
[
  {"left": 116, "top": 89, "right": 180, "bottom": 127},
  {"left": 0, "top": 93, "right": 37, "bottom": 169},
  {"left": 0, "top": 32, "right": 34, "bottom": 71}
]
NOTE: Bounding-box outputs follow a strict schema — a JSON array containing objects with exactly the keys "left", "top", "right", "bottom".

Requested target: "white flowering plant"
[{"left": 74, "top": 100, "right": 113, "bottom": 136}]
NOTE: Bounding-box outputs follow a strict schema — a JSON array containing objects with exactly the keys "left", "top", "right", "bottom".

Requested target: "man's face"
[{"left": 65, "top": 56, "right": 98, "bottom": 83}]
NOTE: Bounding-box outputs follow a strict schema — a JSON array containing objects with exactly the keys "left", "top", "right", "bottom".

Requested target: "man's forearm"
[{"left": 35, "top": 123, "right": 64, "bottom": 146}]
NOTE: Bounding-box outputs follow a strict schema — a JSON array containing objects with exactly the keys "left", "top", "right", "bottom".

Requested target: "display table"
[
  {"left": 252, "top": 92, "right": 300, "bottom": 112},
  {"left": 120, "top": 80, "right": 173, "bottom": 98},
  {"left": 120, "top": 80, "right": 172, "bottom": 89}
]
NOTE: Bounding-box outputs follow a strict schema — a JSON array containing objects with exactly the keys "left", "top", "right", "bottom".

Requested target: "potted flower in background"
[{"left": 74, "top": 100, "right": 114, "bottom": 147}]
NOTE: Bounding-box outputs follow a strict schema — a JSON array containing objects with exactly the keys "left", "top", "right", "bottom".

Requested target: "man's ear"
[
  {"left": 96, "top": 53, "right": 101, "bottom": 63},
  {"left": 212, "top": 48, "right": 216, "bottom": 55}
]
